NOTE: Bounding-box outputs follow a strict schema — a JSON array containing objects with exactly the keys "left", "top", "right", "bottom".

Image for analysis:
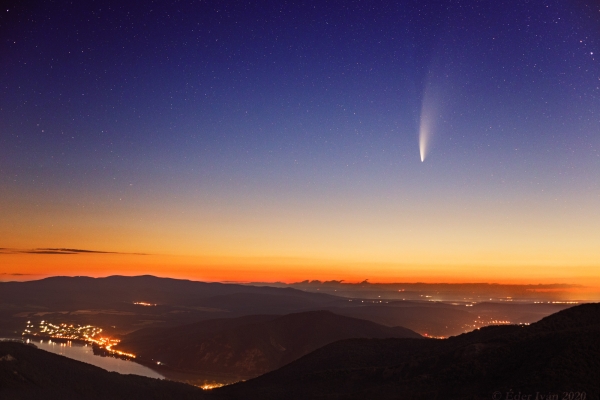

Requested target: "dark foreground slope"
[
  {"left": 118, "top": 310, "right": 420, "bottom": 381},
  {"left": 0, "top": 341, "right": 204, "bottom": 400},
  {"left": 213, "top": 303, "right": 600, "bottom": 400},
  {"left": 2, "top": 304, "right": 598, "bottom": 400}
]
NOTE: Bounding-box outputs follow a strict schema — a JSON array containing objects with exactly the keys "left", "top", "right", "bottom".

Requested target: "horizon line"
[{"left": 0, "top": 273, "right": 587, "bottom": 288}]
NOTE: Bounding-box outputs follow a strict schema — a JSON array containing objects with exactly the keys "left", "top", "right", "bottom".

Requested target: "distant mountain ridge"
[
  {"left": 0, "top": 275, "right": 346, "bottom": 337},
  {"left": 0, "top": 275, "right": 339, "bottom": 309},
  {"left": 0, "top": 275, "right": 574, "bottom": 339}
]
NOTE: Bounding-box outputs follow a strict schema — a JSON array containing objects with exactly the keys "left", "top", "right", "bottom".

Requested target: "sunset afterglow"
[{"left": 1, "top": 1, "right": 599, "bottom": 298}]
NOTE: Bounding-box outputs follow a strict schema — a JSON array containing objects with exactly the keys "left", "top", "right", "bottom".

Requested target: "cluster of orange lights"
[
  {"left": 22, "top": 320, "right": 135, "bottom": 359},
  {"left": 200, "top": 383, "right": 226, "bottom": 390},
  {"left": 88, "top": 336, "right": 136, "bottom": 359}
]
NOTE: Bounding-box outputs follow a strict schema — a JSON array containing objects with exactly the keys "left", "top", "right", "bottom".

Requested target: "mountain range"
[{"left": 1, "top": 303, "right": 598, "bottom": 399}]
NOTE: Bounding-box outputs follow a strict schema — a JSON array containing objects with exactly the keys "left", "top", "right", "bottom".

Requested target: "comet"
[
  {"left": 419, "top": 114, "right": 431, "bottom": 162},
  {"left": 418, "top": 95, "right": 433, "bottom": 162},
  {"left": 418, "top": 81, "right": 438, "bottom": 162}
]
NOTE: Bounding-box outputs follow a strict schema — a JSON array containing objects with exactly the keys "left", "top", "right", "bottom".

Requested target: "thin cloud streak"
[{"left": 0, "top": 248, "right": 149, "bottom": 255}]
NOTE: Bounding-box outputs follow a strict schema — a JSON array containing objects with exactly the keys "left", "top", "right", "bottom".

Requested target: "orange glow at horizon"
[
  {"left": 2, "top": 182, "right": 599, "bottom": 299},
  {"left": 2, "top": 252, "right": 599, "bottom": 297}
]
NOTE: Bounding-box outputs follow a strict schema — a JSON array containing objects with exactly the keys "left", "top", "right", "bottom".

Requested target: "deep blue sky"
[{"left": 1, "top": 0, "right": 599, "bottom": 285}]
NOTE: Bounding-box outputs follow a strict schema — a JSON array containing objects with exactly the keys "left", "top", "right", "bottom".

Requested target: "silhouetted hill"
[
  {"left": 532, "top": 302, "right": 600, "bottom": 331},
  {"left": 0, "top": 276, "right": 345, "bottom": 336},
  {"left": 0, "top": 341, "right": 204, "bottom": 400},
  {"left": 118, "top": 310, "right": 421, "bottom": 381},
  {"left": 213, "top": 303, "right": 600, "bottom": 400},
  {"left": 0, "top": 275, "right": 338, "bottom": 310}
]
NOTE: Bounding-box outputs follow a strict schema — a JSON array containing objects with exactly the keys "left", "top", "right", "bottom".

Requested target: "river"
[{"left": 1, "top": 338, "right": 164, "bottom": 379}]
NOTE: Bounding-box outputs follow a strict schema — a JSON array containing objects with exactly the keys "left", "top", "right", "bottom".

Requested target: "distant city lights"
[{"left": 22, "top": 321, "right": 135, "bottom": 359}]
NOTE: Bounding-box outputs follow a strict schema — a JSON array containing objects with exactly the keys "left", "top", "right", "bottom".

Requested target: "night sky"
[{"left": 1, "top": 1, "right": 599, "bottom": 289}]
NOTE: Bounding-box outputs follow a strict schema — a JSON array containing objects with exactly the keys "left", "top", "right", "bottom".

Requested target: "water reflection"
[{"left": 5, "top": 338, "right": 163, "bottom": 379}]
